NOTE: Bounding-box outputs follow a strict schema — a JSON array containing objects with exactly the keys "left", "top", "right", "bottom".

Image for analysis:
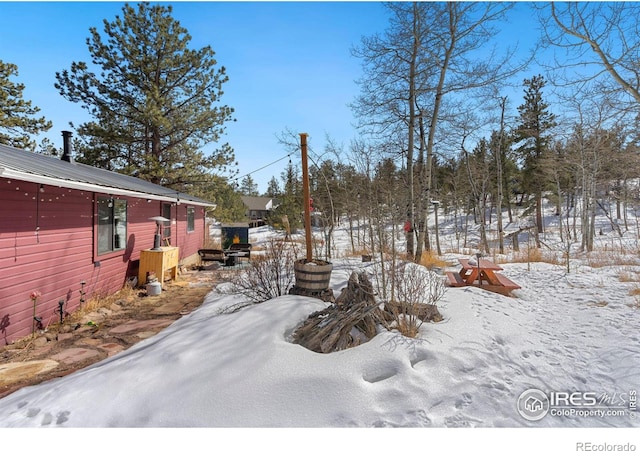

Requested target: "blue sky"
[
  {"left": 0, "top": 2, "right": 540, "bottom": 192},
  {"left": 0, "top": 1, "right": 391, "bottom": 191}
]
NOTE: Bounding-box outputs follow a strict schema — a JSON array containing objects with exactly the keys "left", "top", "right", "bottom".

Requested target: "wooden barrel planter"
[{"left": 294, "top": 259, "right": 333, "bottom": 292}]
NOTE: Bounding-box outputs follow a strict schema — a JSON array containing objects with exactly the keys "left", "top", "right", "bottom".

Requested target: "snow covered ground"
[{"left": 1, "top": 223, "right": 639, "bottom": 448}]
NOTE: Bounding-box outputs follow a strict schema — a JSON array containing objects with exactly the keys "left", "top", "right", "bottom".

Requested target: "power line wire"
[{"left": 230, "top": 151, "right": 297, "bottom": 183}]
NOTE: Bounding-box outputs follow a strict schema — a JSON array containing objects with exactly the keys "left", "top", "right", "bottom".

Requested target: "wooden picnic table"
[{"left": 446, "top": 258, "right": 520, "bottom": 297}]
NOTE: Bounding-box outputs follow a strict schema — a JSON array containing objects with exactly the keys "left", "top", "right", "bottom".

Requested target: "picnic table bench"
[
  {"left": 446, "top": 258, "right": 520, "bottom": 297},
  {"left": 198, "top": 244, "right": 252, "bottom": 267},
  {"left": 198, "top": 249, "right": 227, "bottom": 264}
]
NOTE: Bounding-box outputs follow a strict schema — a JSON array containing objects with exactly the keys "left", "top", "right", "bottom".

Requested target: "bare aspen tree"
[
  {"left": 462, "top": 138, "right": 493, "bottom": 254},
  {"left": 495, "top": 97, "right": 508, "bottom": 254},
  {"left": 540, "top": 3, "right": 640, "bottom": 108},
  {"left": 539, "top": 3, "right": 640, "bottom": 248},
  {"left": 352, "top": 2, "right": 524, "bottom": 262},
  {"left": 348, "top": 138, "right": 379, "bottom": 256}
]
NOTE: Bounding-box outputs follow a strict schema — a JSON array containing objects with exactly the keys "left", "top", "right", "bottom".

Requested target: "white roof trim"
[{"left": 0, "top": 167, "right": 215, "bottom": 208}]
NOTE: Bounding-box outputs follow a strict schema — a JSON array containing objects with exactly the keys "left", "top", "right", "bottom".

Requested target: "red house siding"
[{"left": 0, "top": 179, "right": 207, "bottom": 344}]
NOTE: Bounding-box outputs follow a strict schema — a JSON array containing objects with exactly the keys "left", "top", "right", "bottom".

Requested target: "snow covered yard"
[{"left": 0, "top": 225, "right": 638, "bottom": 448}]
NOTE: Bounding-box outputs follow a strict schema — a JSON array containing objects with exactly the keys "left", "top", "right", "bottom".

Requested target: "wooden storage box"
[{"left": 138, "top": 247, "right": 179, "bottom": 288}]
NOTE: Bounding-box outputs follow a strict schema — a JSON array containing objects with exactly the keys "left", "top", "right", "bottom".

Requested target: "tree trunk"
[
  {"left": 405, "top": 2, "right": 420, "bottom": 259},
  {"left": 496, "top": 97, "right": 506, "bottom": 254},
  {"left": 535, "top": 191, "right": 543, "bottom": 244},
  {"left": 433, "top": 202, "right": 442, "bottom": 255}
]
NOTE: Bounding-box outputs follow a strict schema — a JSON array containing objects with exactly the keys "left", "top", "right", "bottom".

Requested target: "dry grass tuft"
[
  {"left": 629, "top": 285, "right": 640, "bottom": 297},
  {"left": 341, "top": 247, "right": 371, "bottom": 258},
  {"left": 394, "top": 316, "right": 420, "bottom": 338},
  {"left": 618, "top": 268, "right": 640, "bottom": 283},
  {"left": 65, "top": 285, "right": 137, "bottom": 323},
  {"left": 586, "top": 251, "right": 639, "bottom": 268},
  {"left": 418, "top": 251, "right": 449, "bottom": 269},
  {"left": 496, "top": 248, "right": 561, "bottom": 265}
]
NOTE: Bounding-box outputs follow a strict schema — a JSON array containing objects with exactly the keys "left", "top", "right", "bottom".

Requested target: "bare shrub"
[
  {"left": 226, "top": 239, "right": 300, "bottom": 303},
  {"left": 394, "top": 261, "right": 446, "bottom": 306},
  {"left": 381, "top": 261, "right": 446, "bottom": 338}
]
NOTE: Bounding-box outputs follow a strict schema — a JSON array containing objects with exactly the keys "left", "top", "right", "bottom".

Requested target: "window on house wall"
[
  {"left": 162, "top": 203, "right": 172, "bottom": 245},
  {"left": 187, "top": 207, "right": 195, "bottom": 232},
  {"left": 97, "top": 197, "right": 127, "bottom": 254}
]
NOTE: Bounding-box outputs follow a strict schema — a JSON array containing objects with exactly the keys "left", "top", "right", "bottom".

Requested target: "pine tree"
[
  {"left": 239, "top": 175, "right": 259, "bottom": 196},
  {"left": 515, "top": 75, "right": 557, "bottom": 242},
  {"left": 209, "top": 178, "right": 246, "bottom": 224},
  {"left": 273, "top": 161, "right": 302, "bottom": 232},
  {"left": 55, "top": 2, "right": 235, "bottom": 191},
  {"left": 265, "top": 176, "right": 281, "bottom": 198},
  {"left": 0, "top": 60, "right": 52, "bottom": 150}
]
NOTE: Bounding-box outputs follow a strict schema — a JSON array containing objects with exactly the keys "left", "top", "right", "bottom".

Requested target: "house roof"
[
  {"left": 241, "top": 195, "right": 274, "bottom": 211},
  {"left": 0, "top": 144, "right": 216, "bottom": 207}
]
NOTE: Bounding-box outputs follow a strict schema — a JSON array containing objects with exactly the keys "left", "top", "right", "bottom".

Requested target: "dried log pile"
[
  {"left": 292, "top": 271, "right": 444, "bottom": 353},
  {"left": 292, "top": 272, "right": 385, "bottom": 353}
]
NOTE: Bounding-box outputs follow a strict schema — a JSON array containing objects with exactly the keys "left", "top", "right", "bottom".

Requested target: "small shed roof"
[{"left": 0, "top": 144, "right": 215, "bottom": 207}]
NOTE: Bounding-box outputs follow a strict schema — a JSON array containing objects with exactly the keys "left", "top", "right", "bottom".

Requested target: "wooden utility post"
[{"left": 300, "top": 133, "right": 313, "bottom": 262}]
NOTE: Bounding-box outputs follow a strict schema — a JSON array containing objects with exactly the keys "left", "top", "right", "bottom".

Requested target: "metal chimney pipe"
[{"left": 61, "top": 131, "right": 73, "bottom": 162}]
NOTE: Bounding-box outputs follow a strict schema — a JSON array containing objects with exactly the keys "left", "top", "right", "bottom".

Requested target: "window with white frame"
[
  {"left": 187, "top": 207, "right": 195, "bottom": 232},
  {"left": 97, "top": 197, "right": 127, "bottom": 254},
  {"left": 162, "top": 203, "right": 172, "bottom": 244}
]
